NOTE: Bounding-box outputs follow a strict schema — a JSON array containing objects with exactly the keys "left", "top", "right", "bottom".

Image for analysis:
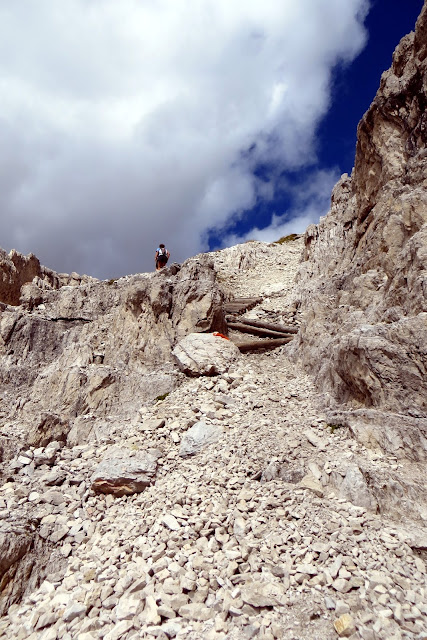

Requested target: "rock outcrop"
[
  {"left": 0, "top": 248, "right": 95, "bottom": 307},
  {"left": 0, "top": 255, "right": 227, "bottom": 465},
  {"left": 294, "top": 4, "right": 427, "bottom": 423}
]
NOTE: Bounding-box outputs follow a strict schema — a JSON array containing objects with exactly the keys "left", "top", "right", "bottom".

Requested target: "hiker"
[{"left": 155, "top": 244, "right": 170, "bottom": 271}]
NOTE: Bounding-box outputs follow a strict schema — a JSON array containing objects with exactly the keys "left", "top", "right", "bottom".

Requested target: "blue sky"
[
  {"left": 209, "top": 0, "right": 425, "bottom": 249},
  {"left": 0, "top": 0, "right": 424, "bottom": 278}
]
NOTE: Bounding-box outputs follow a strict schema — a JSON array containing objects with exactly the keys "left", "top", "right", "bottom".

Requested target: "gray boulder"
[
  {"left": 172, "top": 332, "right": 240, "bottom": 376},
  {"left": 91, "top": 447, "right": 158, "bottom": 496},
  {"left": 179, "top": 421, "right": 222, "bottom": 457}
]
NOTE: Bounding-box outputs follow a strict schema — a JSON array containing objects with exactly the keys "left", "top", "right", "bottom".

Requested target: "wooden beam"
[
  {"left": 227, "top": 322, "right": 293, "bottom": 338},
  {"left": 223, "top": 304, "right": 257, "bottom": 314},
  {"left": 233, "top": 337, "right": 293, "bottom": 352},
  {"left": 235, "top": 318, "right": 299, "bottom": 334},
  {"left": 223, "top": 297, "right": 263, "bottom": 314},
  {"left": 227, "top": 297, "right": 263, "bottom": 304}
]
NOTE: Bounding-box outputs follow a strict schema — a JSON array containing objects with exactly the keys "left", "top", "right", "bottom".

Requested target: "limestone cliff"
[{"left": 294, "top": 4, "right": 427, "bottom": 421}]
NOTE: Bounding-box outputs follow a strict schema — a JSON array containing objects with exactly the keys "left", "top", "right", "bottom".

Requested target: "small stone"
[
  {"left": 62, "top": 602, "right": 87, "bottom": 622},
  {"left": 178, "top": 603, "right": 211, "bottom": 621},
  {"left": 296, "top": 564, "right": 318, "bottom": 576},
  {"left": 333, "top": 613, "right": 356, "bottom": 637},
  {"left": 143, "top": 595, "right": 161, "bottom": 625},
  {"left": 36, "top": 612, "right": 58, "bottom": 630},
  {"left": 161, "top": 620, "right": 182, "bottom": 638},
  {"left": 179, "top": 421, "right": 222, "bottom": 457},
  {"left": 233, "top": 516, "right": 246, "bottom": 539},
  {"left": 50, "top": 525, "right": 69, "bottom": 543},
  {"left": 140, "top": 418, "right": 165, "bottom": 431},
  {"left": 240, "top": 581, "right": 287, "bottom": 607},
  {"left": 304, "top": 430, "right": 326, "bottom": 450},
  {"left": 162, "top": 514, "right": 180, "bottom": 531},
  {"left": 61, "top": 544, "right": 72, "bottom": 558},
  {"left": 103, "top": 620, "right": 133, "bottom": 640},
  {"left": 43, "top": 490, "right": 65, "bottom": 506},
  {"left": 298, "top": 475, "right": 324, "bottom": 497},
  {"left": 157, "top": 605, "right": 176, "bottom": 619},
  {"left": 115, "top": 595, "right": 142, "bottom": 620},
  {"left": 335, "top": 600, "right": 350, "bottom": 616},
  {"left": 332, "top": 578, "right": 350, "bottom": 593}
]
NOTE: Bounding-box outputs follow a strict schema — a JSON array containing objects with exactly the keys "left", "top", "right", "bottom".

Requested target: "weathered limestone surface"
[
  {"left": 0, "top": 247, "right": 95, "bottom": 307},
  {"left": 293, "top": 4, "right": 427, "bottom": 421},
  {"left": 173, "top": 332, "right": 240, "bottom": 376},
  {"left": 0, "top": 255, "right": 226, "bottom": 459}
]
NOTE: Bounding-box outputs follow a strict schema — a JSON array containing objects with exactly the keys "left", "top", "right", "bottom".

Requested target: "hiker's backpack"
[{"left": 158, "top": 247, "right": 167, "bottom": 257}]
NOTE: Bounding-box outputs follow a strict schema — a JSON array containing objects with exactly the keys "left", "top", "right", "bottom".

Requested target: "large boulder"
[
  {"left": 173, "top": 332, "right": 240, "bottom": 376},
  {"left": 91, "top": 447, "right": 159, "bottom": 496}
]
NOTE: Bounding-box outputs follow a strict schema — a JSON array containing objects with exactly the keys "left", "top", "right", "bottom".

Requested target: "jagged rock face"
[
  {"left": 0, "top": 248, "right": 95, "bottom": 307},
  {"left": 0, "top": 255, "right": 226, "bottom": 458},
  {"left": 295, "top": 4, "right": 427, "bottom": 418},
  {"left": 0, "top": 249, "right": 45, "bottom": 307},
  {"left": 1, "top": 230, "right": 427, "bottom": 636}
]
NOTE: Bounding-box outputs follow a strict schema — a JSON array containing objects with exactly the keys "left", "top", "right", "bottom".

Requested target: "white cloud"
[{"left": 0, "top": 0, "right": 369, "bottom": 277}]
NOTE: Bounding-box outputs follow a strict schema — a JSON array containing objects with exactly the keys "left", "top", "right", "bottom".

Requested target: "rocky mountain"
[
  {"left": 294, "top": 3, "right": 427, "bottom": 423},
  {"left": 0, "top": 5, "right": 426, "bottom": 640}
]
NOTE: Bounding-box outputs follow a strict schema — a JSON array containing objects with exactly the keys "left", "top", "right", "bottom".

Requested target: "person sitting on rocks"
[{"left": 155, "top": 244, "right": 170, "bottom": 271}]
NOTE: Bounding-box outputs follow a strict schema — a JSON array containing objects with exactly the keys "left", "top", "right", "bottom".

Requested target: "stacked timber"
[
  {"left": 224, "top": 304, "right": 299, "bottom": 352},
  {"left": 226, "top": 318, "right": 298, "bottom": 337},
  {"left": 223, "top": 297, "right": 262, "bottom": 314}
]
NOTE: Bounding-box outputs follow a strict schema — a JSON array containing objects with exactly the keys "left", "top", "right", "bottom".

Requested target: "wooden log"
[
  {"left": 233, "top": 337, "right": 293, "bottom": 352},
  {"left": 236, "top": 318, "right": 299, "bottom": 334},
  {"left": 223, "top": 297, "right": 263, "bottom": 314},
  {"left": 223, "top": 303, "right": 257, "bottom": 314},
  {"left": 228, "top": 297, "right": 263, "bottom": 304},
  {"left": 223, "top": 305, "right": 248, "bottom": 314},
  {"left": 227, "top": 322, "right": 292, "bottom": 338}
]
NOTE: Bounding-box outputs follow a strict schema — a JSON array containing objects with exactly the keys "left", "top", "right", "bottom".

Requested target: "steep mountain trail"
[
  {"left": 2, "top": 2, "right": 427, "bottom": 635},
  {"left": 1, "top": 239, "right": 425, "bottom": 640},
  {"left": 212, "top": 239, "right": 303, "bottom": 318}
]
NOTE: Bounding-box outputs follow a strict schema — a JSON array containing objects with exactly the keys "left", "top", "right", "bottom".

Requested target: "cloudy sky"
[{"left": 0, "top": 0, "right": 423, "bottom": 278}]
